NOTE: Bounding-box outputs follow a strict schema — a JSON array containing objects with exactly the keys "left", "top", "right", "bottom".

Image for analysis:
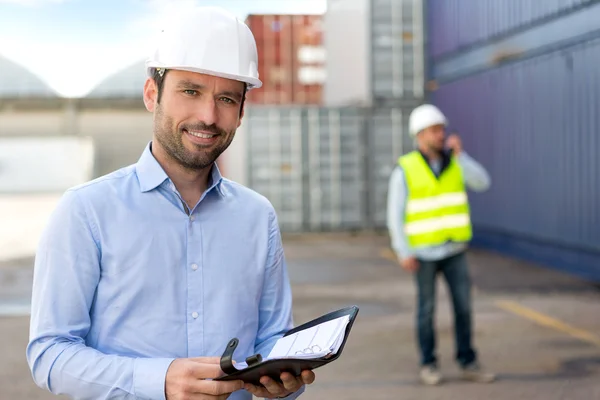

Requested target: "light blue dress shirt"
[
  {"left": 27, "top": 142, "right": 303, "bottom": 400},
  {"left": 386, "top": 151, "right": 491, "bottom": 262}
]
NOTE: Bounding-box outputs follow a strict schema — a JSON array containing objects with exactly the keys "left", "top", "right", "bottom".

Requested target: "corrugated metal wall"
[
  {"left": 371, "top": 0, "right": 425, "bottom": 100},
  {"left": 244, "top": 105, "right": 420, "bottom": 232},
  {"left": 304, "top": 108, "right": 366, "bottom": 230},
  {"left": 428, "top": 0, "right": 600, "bottom": 281},
  {"left": 428, "top": 0, "right": 596, "bottom": 58},
  {"left": 324, "top": 0, "right": 425, "bottom": 106},
  {"left": 245, "top": 15, "right": 325, "bottom": 105},
  {"left": 245, "top": 107, "right": 305, "bottom": 230},
  {"left": 245, "top": 106, "right": 367, "bottom": 231},
  {"left": 368, "top": 106, "right": 416, "bottom": 226}
]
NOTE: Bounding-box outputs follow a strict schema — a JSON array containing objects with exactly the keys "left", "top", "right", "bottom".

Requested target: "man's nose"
[{"left": 194, "top": 97, "right": 218, "bottom": 126}]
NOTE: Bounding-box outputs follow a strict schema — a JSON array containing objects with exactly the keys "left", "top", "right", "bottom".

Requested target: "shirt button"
[
  {"left": 192, "top": 312, "right": 199, "bottom": 319},
  {"left": 191, "top": 264, "right": 198, "bottom": 271},
  {"left": 190, "top": 215, "right": 196, "bottom": 222}
]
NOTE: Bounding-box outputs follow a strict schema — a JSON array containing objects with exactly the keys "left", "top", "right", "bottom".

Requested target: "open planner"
[{"left": 216, "top": 305, "right": 359, "bottom": 386}]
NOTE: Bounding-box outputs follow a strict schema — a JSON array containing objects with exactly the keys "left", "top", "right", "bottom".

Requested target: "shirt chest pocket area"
[
  {"left": 99, "top": 224, "right": 183, "bottom": 278},
  {"left": 206, "top": 248, "right": 266, "bottom": 308}
]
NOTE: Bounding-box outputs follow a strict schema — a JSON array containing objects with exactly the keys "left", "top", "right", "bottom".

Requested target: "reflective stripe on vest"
[{"left": 398, "top": 151, "right": 472, "bottom": 248}]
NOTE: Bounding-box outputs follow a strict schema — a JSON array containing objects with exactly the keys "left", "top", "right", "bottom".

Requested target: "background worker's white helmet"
[
  {"left": 408, "top": 104, "right": 448, "bottom": 136},
  {"left": 145, "top": 6, "right": 262, "bottom": 89}
]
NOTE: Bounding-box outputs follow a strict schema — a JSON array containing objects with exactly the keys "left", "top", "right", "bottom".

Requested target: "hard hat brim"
[
  {"left": 145, "top": 63, "right": 263, "bottom": 90},
  {"left": 410, "top": 123, "right": 447, "bottom": 137}
]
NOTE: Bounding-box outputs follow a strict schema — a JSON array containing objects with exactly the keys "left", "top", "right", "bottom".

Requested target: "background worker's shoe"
[
  {"left": 460, "top": 362, "right": 496, "bottom": 383},
  {"left": 420, "top": 365, "right": 442, "bottom": 385}
]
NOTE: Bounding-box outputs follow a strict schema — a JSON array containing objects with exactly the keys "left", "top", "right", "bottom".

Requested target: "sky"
[{"left": 0, "top": 0, "right": 327, "bottom": 97}]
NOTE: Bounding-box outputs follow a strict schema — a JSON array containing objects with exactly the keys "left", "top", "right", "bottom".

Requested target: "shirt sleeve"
[
  {"left": 254, "top": 209, "right": 305, "bottom": 399},
  {"left": 386, "top": 167, "right": 415, "bottom": 261},
  {"left": 26, "top": 189, "right": 174, "bottom": 400},
  {"left": 457, "top": 152, "right": 491, "bottom": 192}
]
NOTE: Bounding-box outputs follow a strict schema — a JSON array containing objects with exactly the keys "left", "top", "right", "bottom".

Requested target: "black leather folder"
[{"left": 215, "top": 305, "right": 359, "bottom": 386}]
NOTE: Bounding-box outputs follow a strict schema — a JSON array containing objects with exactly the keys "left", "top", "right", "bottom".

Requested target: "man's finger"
[
  {"left": 301, "top": 370, "right": 316, "bottom": 385},
  {"left": 260, "top": 376, "right": 285, "bottom": 396},
  {"left": 281, "top": 372, "right": 301, "bottom": 392},
  {"left": 244, "top": 383, "right": 272, "bottom": 398},
  {"left": 244, "top": 383, "right": 262, "bottom": 396}
]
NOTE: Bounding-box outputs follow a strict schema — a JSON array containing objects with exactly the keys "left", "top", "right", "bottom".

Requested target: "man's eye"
[
  {"left": 220, "top": 97, "right": 235, "bottom": 104},
  {"left": 184, "top": 90, "right": 197, "bottom": 95}
]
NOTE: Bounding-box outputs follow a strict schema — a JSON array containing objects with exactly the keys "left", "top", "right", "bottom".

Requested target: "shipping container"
[
  {"left": 427, "top": 0, "right": 595, "bottom": 59},
  {"left": 367, "top": 106, "right": 418, "bottom": 227},
  {"left": 244, "top": 106, "right": 368, "bottom": 231},
  {"left": 324, "top": 0, "right": 425, "bottom": 106},
  {"left": 428, "top": 1, "right": 600, "bottom": 85},
  {"left": 241, "top": 102, "right": 421, "bottom": 231},
  {"left": 245, "top": 107, "right": 305, "bottom": 230},
  {"left": 429, "top": 32, "right": 600, "bottom": 282},
  {"left": 245, "top": 14, "right": 325, "bottom": 105},
  {"left": 304, "top": 107, "right": 366, "bottom": 230}
]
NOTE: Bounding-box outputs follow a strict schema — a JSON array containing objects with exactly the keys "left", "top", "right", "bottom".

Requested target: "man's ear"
[{"left": 143, "top": 78, "right": 157, "bottom": 112}]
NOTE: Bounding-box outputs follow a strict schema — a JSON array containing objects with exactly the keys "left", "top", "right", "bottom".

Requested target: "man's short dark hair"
[
  {"left": 151, "top": 68, "right": 168, "bottom": 104},
  {"left": 150, "top": 68, "right": 247, "bottom": 116}
]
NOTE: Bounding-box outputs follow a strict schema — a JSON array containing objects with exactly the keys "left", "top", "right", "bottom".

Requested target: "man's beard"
[
  {"left": 154, "top": 106, "right": 235, "bottom": 170},
  {"left": 427, "top": 140, "right": 445, "bottom": 154}
]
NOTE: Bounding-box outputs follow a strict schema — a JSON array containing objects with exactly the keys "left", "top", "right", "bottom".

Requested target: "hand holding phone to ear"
[{"left": 445, "top": 133, "right": 462, "bottom": 156}]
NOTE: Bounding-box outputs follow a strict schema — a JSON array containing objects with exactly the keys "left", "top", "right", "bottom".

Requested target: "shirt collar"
[
  {"left": 135, "top": 141, "right": 226, "bottom": 197},
  {"left": 208, "top": 162, "right": 226, "bottom": 197},
  {"left": 136, "top": 142, "right": 169, "bottom": 192},
  {"left": 418, "top": 149, "right": 453, "bottom": 164},
  {"left": 418, "top": 148, "right": 453, "bottom": 177}
]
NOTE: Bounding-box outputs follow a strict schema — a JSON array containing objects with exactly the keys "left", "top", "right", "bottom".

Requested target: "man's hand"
[
  {"left": 243, "top": 370, "right": 315, "bottom": 399},
  {"left": 401, "top": 256, "right": 419, "bottom": 272},
  {"left": 165, "top": 357, "right": 244, "bottom": 400},
  {"left": 446, "top": 134, "right": 462, "bottom": 156}
]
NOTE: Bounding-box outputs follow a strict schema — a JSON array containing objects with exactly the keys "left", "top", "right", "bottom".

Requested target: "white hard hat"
[
  {"left": 408, "top": 104, "right": 448, "bottom": 136},
  {"left": 145, "top": 6, "right": 262, "bottom": 89}
]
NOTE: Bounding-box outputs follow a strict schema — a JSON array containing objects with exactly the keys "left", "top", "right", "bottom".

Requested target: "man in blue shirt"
[{"left": 27, "top": 6, "right": 315, "bottom": 400}]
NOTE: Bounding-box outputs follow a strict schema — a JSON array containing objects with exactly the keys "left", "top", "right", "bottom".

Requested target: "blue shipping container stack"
[{"left": 426, "top": 0, "right": 600, "bottom": 282}]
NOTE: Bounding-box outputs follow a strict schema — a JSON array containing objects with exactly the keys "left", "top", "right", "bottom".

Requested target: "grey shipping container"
[
  {"left": 429, "top": 29, "right": 600, "bottom": 282},
  {"left": 244, "top": 103, "right": 421, "bottom": 231},
  {"left": 427, "top": 0, "right": 595, "bottom": 59},
  {"left": 324, "top": 0, "right": 425, "bottom": 106},
  {"left": 245, "top": 107, "right": 305, "bottom": 231},
  {"left": 245, "top": 106, "right": 368, "bottom": 232},
  {"left": 367, "top": 106, "right": 417, "bottom": 227}
]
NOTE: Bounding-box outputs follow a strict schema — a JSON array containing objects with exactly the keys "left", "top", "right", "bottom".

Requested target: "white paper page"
[
  {"left": 331, "top": 327, "right": 345, "bottom": 353},
  {"left": 267, "top": 315, "right": 350, "bottom": 360},
  {"left": 330, "top": 316, "right": 350, "bottom": 353}
]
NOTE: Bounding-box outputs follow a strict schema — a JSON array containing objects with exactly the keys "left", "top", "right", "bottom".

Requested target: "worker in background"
[
  {"left": 386, "top": 104, "right": 496, "bottom": 386},
  {"left": 27, "top": 7, "right": 314, "bottom": 400}
]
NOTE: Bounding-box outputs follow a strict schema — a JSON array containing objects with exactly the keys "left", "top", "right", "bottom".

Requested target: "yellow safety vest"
[{"left": 398, "top": 151, "right": 472, "bottom": 248}]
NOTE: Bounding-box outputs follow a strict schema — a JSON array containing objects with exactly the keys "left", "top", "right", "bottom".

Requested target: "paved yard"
[{"left": 1, "top": 232, "right": 599, "bottom": 399}]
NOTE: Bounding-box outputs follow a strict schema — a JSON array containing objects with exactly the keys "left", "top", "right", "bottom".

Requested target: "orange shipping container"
[{"left": 245, "top": 14, "right": 325, "bottom": 105}]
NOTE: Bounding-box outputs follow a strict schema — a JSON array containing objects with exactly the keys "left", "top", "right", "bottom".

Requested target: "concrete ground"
[{"left": 1, "top": 232, "right": 599, "bottom": 399}]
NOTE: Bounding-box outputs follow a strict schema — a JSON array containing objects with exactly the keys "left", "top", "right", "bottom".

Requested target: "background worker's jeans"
[{"left": 415, "top": 251, "right": 477, "bottom": 367}]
